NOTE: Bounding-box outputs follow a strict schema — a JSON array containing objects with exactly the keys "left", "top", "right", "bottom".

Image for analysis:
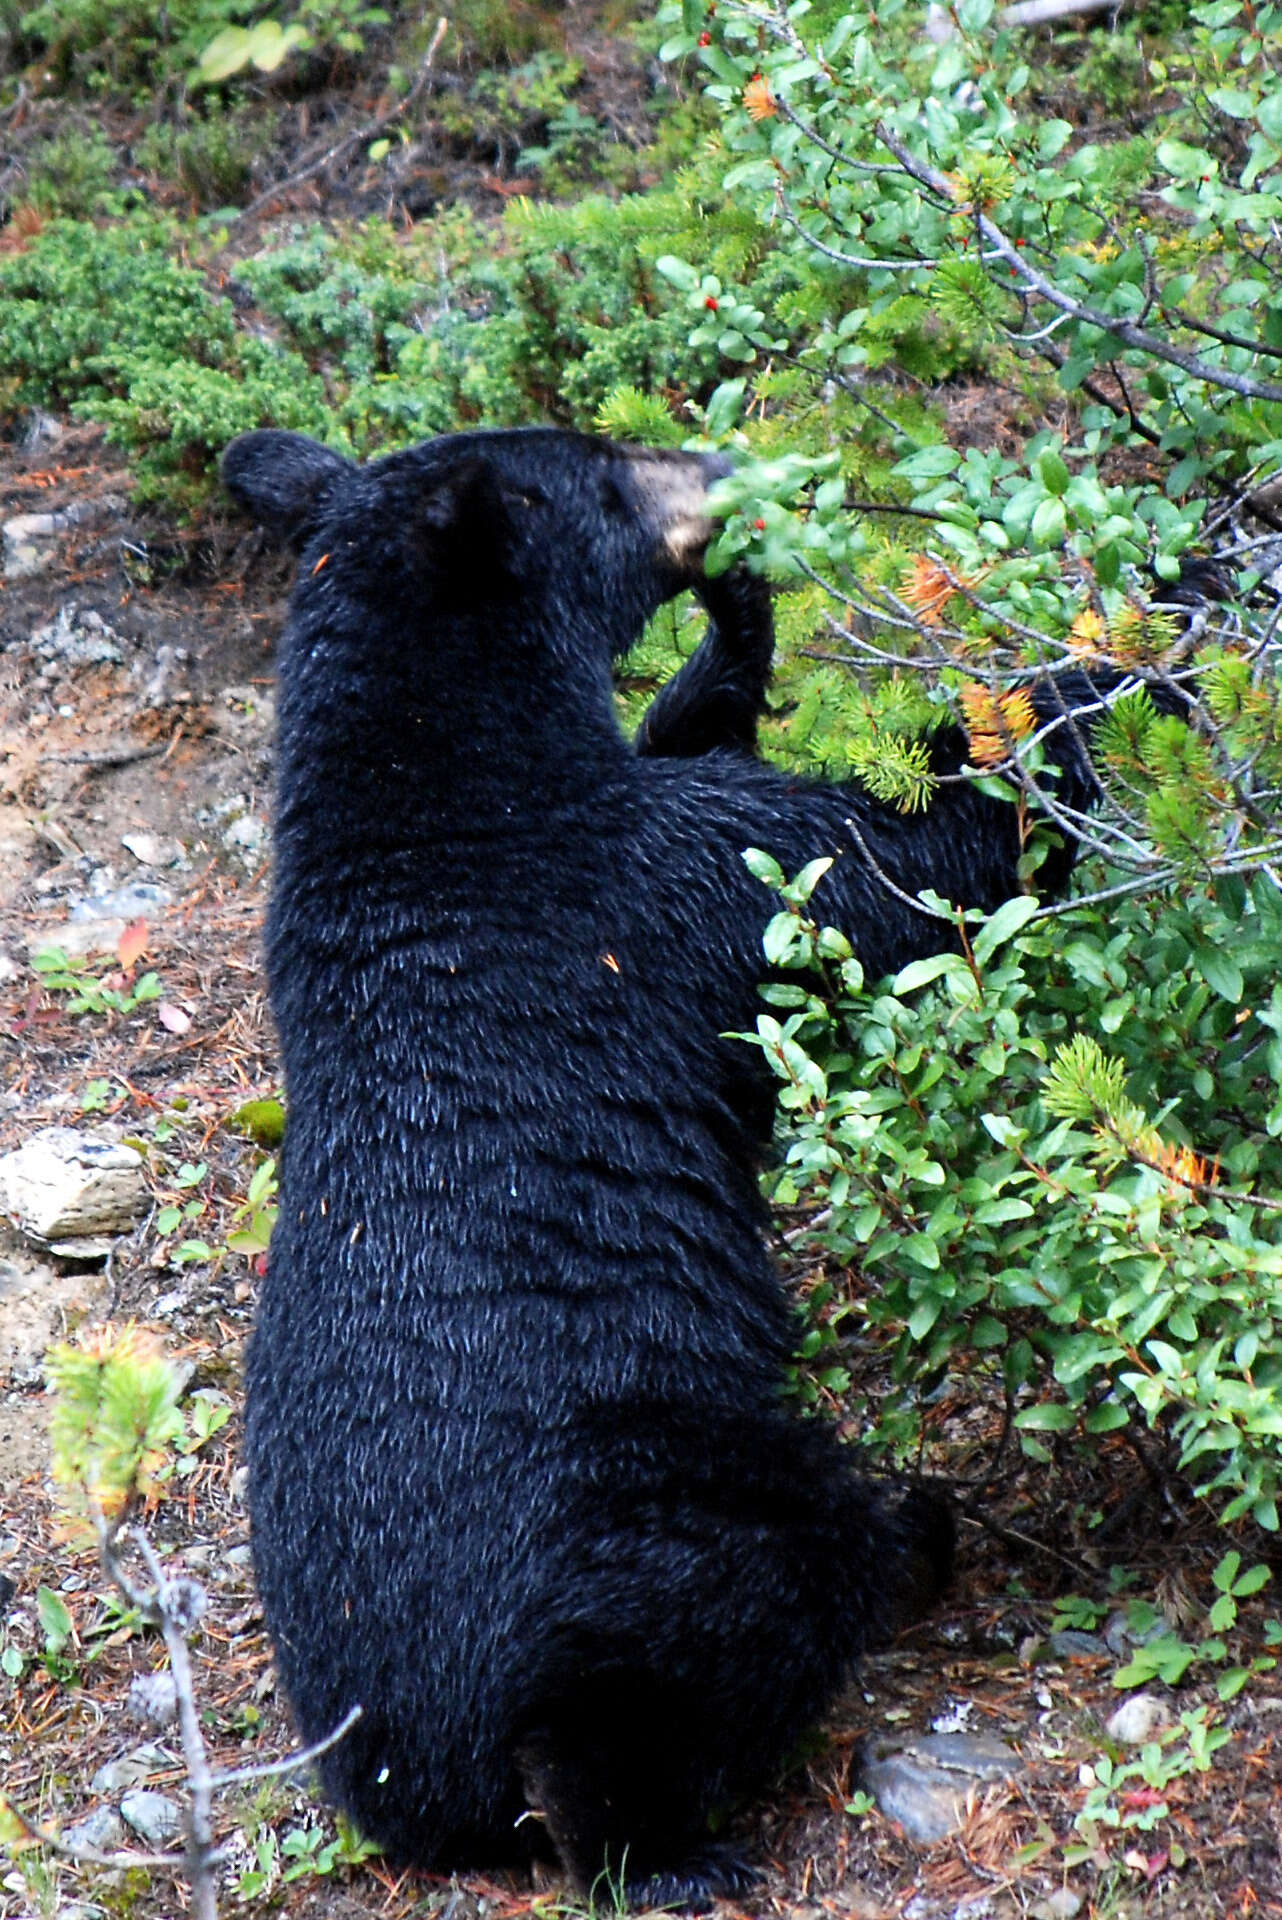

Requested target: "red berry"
[
  {"left": 698, "top": 30, "right": 712, "bottom": 44},
  {"left": 705, "top": 295, "right": 719, "bottom": 310},
  {"left": 753, "top": 518, "right": 767, "bottom": 531}
]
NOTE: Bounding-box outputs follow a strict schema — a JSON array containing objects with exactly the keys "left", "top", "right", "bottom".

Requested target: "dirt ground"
[{"left": 0, "top": 407, "right": 1278, "bottom": 1920}]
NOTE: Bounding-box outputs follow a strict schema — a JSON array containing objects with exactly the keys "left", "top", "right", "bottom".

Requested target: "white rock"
[
  {"left": 1105, "top": 1692, "right": 1173, "bottom": 1745},
  {"left": 120, "top": 832, "right": 187, "bottom": 871},
  {"left": 4, "top": 512, "right": 61, "bottom": 580},
  {"left": 120, "top": 1788, "right": 182, "bottom": 1848},
  {"left": 1031, "top": 1890, "right": 1083, "bottom": 1920},
  {"left": 25, "top": 920, "right": 128, "bottom": 963},
  {"left": 0, "top": 1128, "right": 148, "bottom": 1252},
  {"left": 223, "top": 812, "right": 267, "bottom": 862}
]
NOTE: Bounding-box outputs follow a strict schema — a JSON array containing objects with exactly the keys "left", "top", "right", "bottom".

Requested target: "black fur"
[{"left": 227, "top": 425, "right": 1121, "bottom": 1906}]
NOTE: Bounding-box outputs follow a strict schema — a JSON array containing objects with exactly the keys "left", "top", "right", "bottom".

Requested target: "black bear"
[{"left": 226, "top": 425, "right": 1101, "bottom": 1907}]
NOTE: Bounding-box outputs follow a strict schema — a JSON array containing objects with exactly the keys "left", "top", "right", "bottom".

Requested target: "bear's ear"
[
  {"left": 414, "top": 452, "right": 518, "bottom": 580},
  {"left": 418, "top": 453, "right": 505, "bottom": 536},
  {"left": 221, "top": 431, "right": 353, "bottom": 546}
]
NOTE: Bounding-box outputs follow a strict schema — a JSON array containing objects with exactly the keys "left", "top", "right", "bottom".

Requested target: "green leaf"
[
  {"left": 196, "top": 25, "right": 254, "bottom": 79},
  {"left": 1015, "top": 1404, "right": 1077, "bottom": 1432},
  {"left": 1234, "top": 1563, "right": 1272, "bottom": 1597},
  {"left": 892, "top": 953, "right": 969, "bottom": 994},
  {"left": 1208, "top": 88, "right": 1257, "bottom": 118},
  {"left": 1038, "top": 449, "right": 1070, "bottom": 496},
  {"left": 36, "top": 1587, "right": 73, "bottom": 1651},
  {"left": 893, "top": 444, "right": 960, "bottom": 480},
  {"left": 1193, "top": 943, "right": 1244, "bottom": 1004},
  {"left": 1085, "top": 1401, "right": 1130, "bottom": 1434},
  {"left": 655, "top": 255, "right": 700, "bottom": 292},
  {"left": 743, "top": 848, "right": 785, "bottom": 888},
  {"left": 787, "top": 857, "right": 834, "bottom": 903},
  {"left": 972, "top": 895, "right": 1041, "bottom": 964},
  {"left": 1030, "top": 495, "right": 1067, "bottom": 547}
]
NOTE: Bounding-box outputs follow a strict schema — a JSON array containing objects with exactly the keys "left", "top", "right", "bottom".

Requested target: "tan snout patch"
[{"left": 625, "top": 455, "right": 717, "bottom": 569}]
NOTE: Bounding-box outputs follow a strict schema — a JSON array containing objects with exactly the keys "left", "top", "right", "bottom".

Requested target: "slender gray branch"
[{"left": 873, "top": 124, "right": 1282, "bottom": 403}]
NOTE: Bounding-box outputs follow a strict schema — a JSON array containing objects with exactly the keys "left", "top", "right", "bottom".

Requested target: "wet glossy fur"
[{"left": 225, "top": 426, "right": 1113, "bottom": 1905}]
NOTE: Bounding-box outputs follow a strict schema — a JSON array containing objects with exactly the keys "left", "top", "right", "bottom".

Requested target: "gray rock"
[
  {"left": 91, "top": 1740, "right": 174, "bottom": 1794},
  {"left": 62, "top": 1806, "right": 127, "bottom": 1853},
  {"left": 0, "top": 1128, "right": 148, "bottom": 1253},
  {"left": 25, "top": 919, "right": 128, "bottom": 962},
  {"left": 1105, "top": 1692, "right": 1173, "bottom": 1745},
  {"left": 127, "top": 1672, "right": 179, "bottom": 1728},
  {"left": 68, "top": 880, "right": 173, "bottom": 921},
  {"left": 857, "top": 1729, "right": 1023, "bottom": 1842},
  {"left": 119, "top": 1788, "right": 183, "bottom": 1848},
  {"left": 30, "top": 603, "right": 125, "bottom": 665},
  {"left": 20, "top": 408, "right": 63, "bottom": 455},
  {"left": 1030, "top": 1891, "right": 1083, "bottom": 1920},
  {"left": 1046, "top": 1630, "right": 1108, "bottom": 1659}
]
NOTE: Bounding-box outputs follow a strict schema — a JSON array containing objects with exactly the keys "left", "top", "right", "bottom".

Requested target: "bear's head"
[{"left": 222, "top": 427, "right": 731, "bottom": 662}]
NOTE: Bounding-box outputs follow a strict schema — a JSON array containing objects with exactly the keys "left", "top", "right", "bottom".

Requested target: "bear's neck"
[{"left": 274, "top": 603, "right": 634, "bottom": 844}]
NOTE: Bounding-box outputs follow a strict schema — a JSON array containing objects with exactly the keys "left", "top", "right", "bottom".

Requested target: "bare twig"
[
  {"left": 208, "top": 1707, "right": 363, "bottom": 1792},
  {"left": 41, "top": 743, "right": 168, "bottom": 772},
  {"left": 4, "top": 1798, "right": 207, "bottom": 1873},
  {"left": 7, "top": 1507, "right": 363, "bottom": 1920}
]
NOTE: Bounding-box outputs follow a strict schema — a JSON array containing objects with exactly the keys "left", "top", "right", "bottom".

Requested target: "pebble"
[
  {"left": 120, "top": 832, "right": 188, "bottom": 872},
  {"left": 62, "top": 1806, "right": 127, "bottom": 1853},
  {"left": 856, "top": 1729, "right": 1023, "bottom": 1842},
  {"left": 1105, "top": 1692, "right": 1173, "bottom": 1745},
  {"left": 1030, "top": 1891, "right": 1083, "bottom": 1920},
  {"left": 222, "top": 811, "right": 268, "bottom": 866},
  {"left": 25, "top": 919, "right": 127, "bottom": 962},
  {"left": 1045, "top": 1630, "right": 1108, "bottom": 1660},
  {"left": 91, "top": 1740, "right": 174, "bottom": 1794},
  {"left": 119, "top": 1788, "right": 183, "bottom": 1848},
  {"left": 67, "top": 879, "right": 173, "bottom": 922}
]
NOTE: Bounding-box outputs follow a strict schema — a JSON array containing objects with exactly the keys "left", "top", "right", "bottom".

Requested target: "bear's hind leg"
[{"left": 515, "top": 1722, "right": 756, "bottom": 1913}]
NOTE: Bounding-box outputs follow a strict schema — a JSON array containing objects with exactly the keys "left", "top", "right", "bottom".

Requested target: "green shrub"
[
  {"left": 134, "top": 108, "right": 258, "bottom": 209},
  {"left": 743, "top": 855, "right": 1282, "bottom": 1528},
  {"left": 19, "top": 125, "right": 117, "bottom": 215},
  {"left": 0, "top": 214, "right": 235, "bottom": 398},
  {"left": 3, "top": 0, "right": 398, "bottom": 90},
  {"left": 637, "top": 0, "right": 1282, "bottom": 885}
]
